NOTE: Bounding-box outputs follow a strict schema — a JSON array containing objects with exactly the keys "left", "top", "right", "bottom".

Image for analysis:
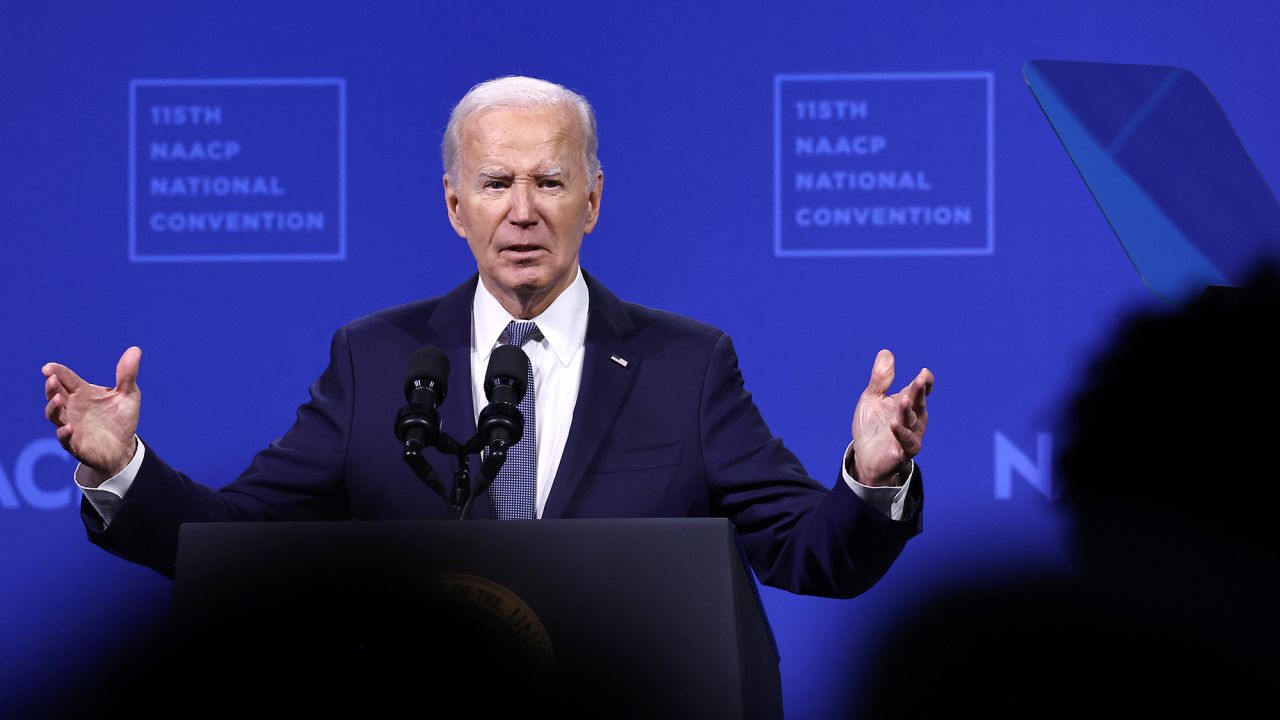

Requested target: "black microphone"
[
  {"left": 476, "top": 344, "right": 528, "bottom": 479},
  {"left": 394, "top": 347, "right": 449, "bottom": 458}
]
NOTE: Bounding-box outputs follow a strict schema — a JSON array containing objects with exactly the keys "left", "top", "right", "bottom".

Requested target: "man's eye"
[
  {"left": 539, "top": 180, "right": 563, "bottom": 189},
  {"left": 483, "top": 180, "right": 508, "bottom": 190}
]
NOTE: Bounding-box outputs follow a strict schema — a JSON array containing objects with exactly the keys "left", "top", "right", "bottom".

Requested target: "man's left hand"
[{"left": 849, "top": 349, "right": 934, "bottom": 487}]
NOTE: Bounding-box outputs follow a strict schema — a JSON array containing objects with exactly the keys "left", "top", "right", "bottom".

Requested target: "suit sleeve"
[
  {"left": 699, "top": 333, "right": 923, "bottom": 598},
  {"left": 83, "top": 327, "right": 356, "bottom": 577}
]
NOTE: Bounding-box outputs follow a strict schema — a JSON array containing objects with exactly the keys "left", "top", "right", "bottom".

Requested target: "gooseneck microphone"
[
  {"left": 476, "top": 344, "right": 529, "bottom": 482},
  {"left": 481, "top": 344, "right": 528, "bottom": 441},
  {"left": 394, "top": 347, "right": 449, "bottom": 462}
]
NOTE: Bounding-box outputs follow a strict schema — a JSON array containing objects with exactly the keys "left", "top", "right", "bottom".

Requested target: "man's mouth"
[{"left": 502, "top": 244, "right": 545, "bottom": 255}]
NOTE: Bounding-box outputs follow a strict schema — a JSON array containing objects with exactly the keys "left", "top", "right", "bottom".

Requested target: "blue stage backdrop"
[{"left": 3, "top": 2, "right": 1277, "bottom": 716}]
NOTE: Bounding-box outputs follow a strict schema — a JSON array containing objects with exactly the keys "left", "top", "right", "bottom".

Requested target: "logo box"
[
  {"left": 774, "top": 72, "right": 994, "bottom": 257},
  {"left": 130, "top": 78, "right": 346, "bottom": 262}
]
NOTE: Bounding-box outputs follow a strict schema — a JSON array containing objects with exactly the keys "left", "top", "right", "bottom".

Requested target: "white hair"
[{"left": 441, "top": 76, "right": 601, "bottom": 190}]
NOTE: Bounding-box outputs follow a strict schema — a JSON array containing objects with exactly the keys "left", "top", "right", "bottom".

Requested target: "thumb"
[
  {"left": 116, "top": 346, "right": 142, "bottom": 393},
  {"left": 862, "top": 349, "right": 895, "bottom": 399}
]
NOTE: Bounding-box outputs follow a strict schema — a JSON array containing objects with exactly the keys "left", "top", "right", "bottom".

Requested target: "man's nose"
[{"left": 507, "top": 182, "right": 538, "bottom": 228}]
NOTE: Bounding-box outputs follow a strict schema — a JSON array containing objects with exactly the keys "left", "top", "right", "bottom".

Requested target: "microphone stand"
[{"left": 399, "top": 426, "right": 519, "bottom": 520}]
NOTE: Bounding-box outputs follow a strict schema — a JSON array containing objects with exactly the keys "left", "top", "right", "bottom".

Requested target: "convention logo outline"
[
  {"left": 128, "top": 76, "right": 347, "bottom": 263},
  {"left": 773, "top": 71, "right": 995, "bottom": 258}
]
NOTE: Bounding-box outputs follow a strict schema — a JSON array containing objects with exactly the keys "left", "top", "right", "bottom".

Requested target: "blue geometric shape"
[{"left": 1024, "top": 61, "right": 1280, "bottom": 301}]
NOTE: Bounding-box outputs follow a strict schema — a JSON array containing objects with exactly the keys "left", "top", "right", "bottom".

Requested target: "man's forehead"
[{"left": 459, "top": 108, "right": 581, "bottom": 160}]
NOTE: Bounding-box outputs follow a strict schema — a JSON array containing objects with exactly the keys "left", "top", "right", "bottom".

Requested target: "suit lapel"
[{"left": 541, "top": 273, "right": 639, "bottom": 519}]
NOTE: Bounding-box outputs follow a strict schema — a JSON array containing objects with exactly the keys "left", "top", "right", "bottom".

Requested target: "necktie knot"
[{"left": 505, "top": 321, "right": 541, "bottom": 349}]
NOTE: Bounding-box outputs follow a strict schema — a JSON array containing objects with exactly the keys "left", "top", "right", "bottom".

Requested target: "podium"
[{"left": 172, "top": 518, "right": 782, "bottom": 718}]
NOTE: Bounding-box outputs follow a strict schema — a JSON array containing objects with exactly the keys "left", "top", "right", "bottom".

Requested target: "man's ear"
[
  {"left": 443, "top": 173, "right": 467, "bottom": 238},
  {"left": 584, "top": 171, "right": 604, "bottom": 234}
]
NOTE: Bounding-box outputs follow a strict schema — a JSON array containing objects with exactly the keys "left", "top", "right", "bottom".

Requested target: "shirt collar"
[{"left": 472, "top": 267, "right": 589, "bottom": 368}]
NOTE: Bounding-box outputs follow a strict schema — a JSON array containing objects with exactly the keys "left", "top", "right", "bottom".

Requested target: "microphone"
[
  {"left": 476, "top": 344, "right": 528, "bottom": 479},
  {"left": 394, "top": 347, "right": 449, "bottom": 459}
]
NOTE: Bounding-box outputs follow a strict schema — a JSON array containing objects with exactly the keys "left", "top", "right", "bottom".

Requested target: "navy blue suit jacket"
[{"left": 86, "top": 273, "right": 922, "bottom": 596}]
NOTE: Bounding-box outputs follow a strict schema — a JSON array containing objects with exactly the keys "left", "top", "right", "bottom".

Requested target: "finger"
[
  {"left": 917, "top": 368, "right": 935, "bottom": 397},
  {"left": 910, "top": 377, "right": 929, "bottom": 414},
  {"left": 45, "top": 395, "right": 65, "bottom": 425},
  {"left": 45, "top": 373, "right": 62, "bottom": 401},
  {"left": 56, "top": 424, "right": 74, "bottom": 447},
  {"left": 116, "top": 346, "right": 142, "bottom": 393},
  {"left": 902, "top": 379, "right": 929, "bottom": 441},
  {"left": 898, "top": 369, "right": 931, "bottom": 412},
  {"left": 891, "top": 418, "right": 921, "bottom": 456},
  {"left": 43, "top": 362, "right": 86, "bottom": 393},
  {"left": 862, "top": 349, "right": 895, "bottom": 399},
  {"left": 898, "top": 392, "right": 918, "bottom": 429}
]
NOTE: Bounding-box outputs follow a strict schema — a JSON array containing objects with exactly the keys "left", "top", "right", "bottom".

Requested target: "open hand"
[
  {"left": 43, "top": 347, "right": 142, "bottom": 485},
  {"left": 850, "top": 349, "right": 933, "bottom": 487}
]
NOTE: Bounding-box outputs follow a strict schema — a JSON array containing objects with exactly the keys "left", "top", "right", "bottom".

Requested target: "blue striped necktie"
[{"left": 490, "top": 321, "right": 539, "bottom": 520}]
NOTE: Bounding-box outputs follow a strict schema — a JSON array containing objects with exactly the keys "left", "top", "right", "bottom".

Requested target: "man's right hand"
[{"left": 43, "top": 347, "right": 142, "bottom": 487}]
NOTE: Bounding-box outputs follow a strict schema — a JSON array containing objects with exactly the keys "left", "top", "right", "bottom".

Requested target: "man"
[{"left": 43, "top": 76, "right": 933, "bottom": 596}]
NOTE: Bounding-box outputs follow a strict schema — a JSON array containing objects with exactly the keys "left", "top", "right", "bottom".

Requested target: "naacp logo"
[
  {"left": 129, "top": 78, "right": 347, "bottom": 262},
  {"left": 774, "top": 72, "right": 994, "bottom": 257}
]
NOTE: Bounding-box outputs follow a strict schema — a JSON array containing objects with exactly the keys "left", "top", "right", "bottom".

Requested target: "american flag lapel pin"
[{"left": 610, "top": 354, "right": 629, "bottom": 368}]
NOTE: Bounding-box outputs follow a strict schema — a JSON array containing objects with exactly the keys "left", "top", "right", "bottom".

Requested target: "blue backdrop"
[{"left": 4, "top": 2, "right": 1277, "bottom": 716}]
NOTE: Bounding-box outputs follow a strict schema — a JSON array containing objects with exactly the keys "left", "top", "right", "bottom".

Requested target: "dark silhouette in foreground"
[{"left": 855, "top": 266, "right": 1280, "bottom": 718}]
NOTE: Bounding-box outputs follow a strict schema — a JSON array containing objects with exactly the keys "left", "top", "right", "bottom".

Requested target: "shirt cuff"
[
  {"left": 840, "top": 440, "right": 913, "bottom": 521},
  {"left": 76, "top": 438, "right": 145, "bottom": 528}
]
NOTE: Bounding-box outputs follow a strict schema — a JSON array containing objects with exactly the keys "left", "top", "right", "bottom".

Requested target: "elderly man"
[{"left": 43, "top": 76, "right": 932, "bottom": 596}]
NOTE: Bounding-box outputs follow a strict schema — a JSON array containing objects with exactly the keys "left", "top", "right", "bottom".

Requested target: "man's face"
[{"left": 444, "top": 106, "right": 602, "bottom": 316}]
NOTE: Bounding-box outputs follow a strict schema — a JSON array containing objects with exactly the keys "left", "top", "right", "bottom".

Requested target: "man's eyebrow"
[{"left": 476, "top": 167, "right": 567, "bottom": 181}]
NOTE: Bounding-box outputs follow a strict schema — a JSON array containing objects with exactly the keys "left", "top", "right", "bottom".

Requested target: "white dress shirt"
[
  {"left": 470, "top": 269, "right": 589, "bottom": 518},
  {"left": 80, "top": 268, "right": 913, "bottom": 524}
]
